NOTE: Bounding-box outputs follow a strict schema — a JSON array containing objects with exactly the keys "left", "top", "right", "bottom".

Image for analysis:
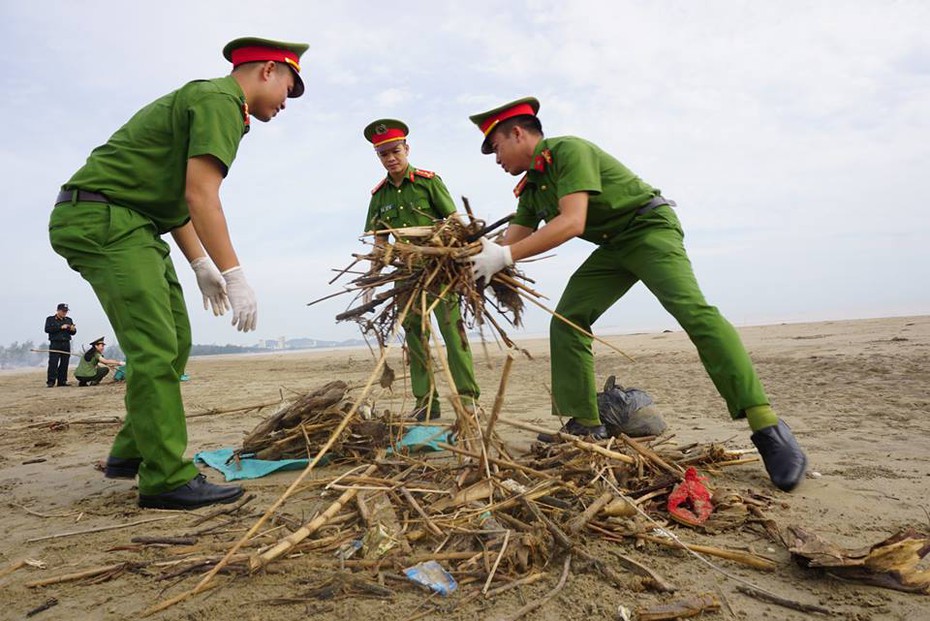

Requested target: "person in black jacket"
[{"left": 44, "top": 303, "right": 76, "bottom": 387}]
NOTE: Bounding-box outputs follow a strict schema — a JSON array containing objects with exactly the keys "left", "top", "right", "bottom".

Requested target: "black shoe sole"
[{"left": 138, "top": 488, "right": 244, "bottom": 510}]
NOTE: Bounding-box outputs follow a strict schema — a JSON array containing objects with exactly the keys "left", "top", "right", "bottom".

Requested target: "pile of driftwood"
[
  {"left": 212, "top": 379, "right": 780, "bottom": 601},
  {"left": 235, "top": 380, "right": 391, "bottom": 462}
]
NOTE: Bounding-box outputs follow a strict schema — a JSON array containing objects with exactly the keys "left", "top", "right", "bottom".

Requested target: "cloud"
[{"left": 1, "top": 0, "right": 928, "bottom": 349}]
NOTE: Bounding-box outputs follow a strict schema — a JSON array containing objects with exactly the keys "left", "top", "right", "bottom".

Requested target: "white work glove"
[
  {"left": 190, "top": 257, "right": 229, "bottom": 316},
  {"left": 470, "top": 237, "right": 513, "bottom": 284},
  {"left": 221, "top": 266, "right": 258, "bottom": 332}
]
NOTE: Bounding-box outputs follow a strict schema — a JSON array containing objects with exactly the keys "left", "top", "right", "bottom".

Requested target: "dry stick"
[
  {"left": 141, "top": 297, "right": 418, "bottom": 618},
  {"left": 636, "top": 534, "right": 777, "bottom": 572},
  {"left": 425, "top": 295, "right": 493, "bottom": 481},
  {"left": 496, "top": 418, "right": 637, "bottom": 465},
  {"left": 436, "top": 442, "right": 557, "bottom": 481},
  {"left": 566, "top": 490, "right": 614, "bottom": 536},
  {"left": 326, "top": 256, "right": 362, "bottom": 286},
  {"left": 484, "top": 572, "right": 548, "bottom": 598},
  {"left": 499, "top": 281, "right": 635, "bottom": 362},
  {"left": 13, "top": 504, "right": 82, "bottom": 519},
  {"left": 25, "top": 562, "right": 135, "bottom": 588},
  {"left": 188, "top": 494, "right": 255, "bottom": 527},
  {"left": 186, "top": 400, "right": 282, "bottom": 419},
  {"left": 735, "top": 585, "right": 833, "bottom": 615},
  {"left": 25, "top": 597, "right": 58, "bottom": 617},
  {"left": 482, "top": 529, "right": 511, "bottom": 594},
  {"left": 607, "top": 550, "right": 677, "bottom": 593},
  {"left": 0, "top": 559, "right": 28, "bottom": 578},
  {"left": 484, "top": 352, "right": 514, "bottom": 455},
  {"left": 621, "top": 434, "right": 685, "bottom": 479},
  {"left": 252, "top": 464, "right": 378, "bottom": 569},
  {"left": 495, "top": 554, "right": 572, "bottom": 621},
  {"left": 26, "top": 516, "right": 175, "bottom": 543},
  {"left": 13, "top": 417, "right": 123, "bottom": 430},
  {"left": 132, "top": 536, "right": 198, "bottom": 546},
  {"left": 30, "top": 348, "right": 82, "bottom": 357},
  {"left": 400, "top": 487, "right": 443, "bottom": 537}
]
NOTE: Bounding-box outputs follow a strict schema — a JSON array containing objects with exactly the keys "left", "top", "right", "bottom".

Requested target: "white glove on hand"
[
  {"left": 471, "top": 237, "right": 513, "bottom": 284},
  {"left": 222, "top": 266, "right": 258, "bottom": 332},
  {"left": 190, "top": 257, "right": 229, "bottom": 316}
]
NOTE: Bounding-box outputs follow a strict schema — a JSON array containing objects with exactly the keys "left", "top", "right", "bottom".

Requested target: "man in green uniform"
[
  {"left": 363, "top": 119, "right": 480, "bottom": 421},
  {"left": 49, "top": 37, "right": 309, "bottom": 509},
  {"left": 467, "top": 98, "right": 807, "bottom": 492},
  {"left": 75, "top": 337, "right": 122, "bottom": 386}
]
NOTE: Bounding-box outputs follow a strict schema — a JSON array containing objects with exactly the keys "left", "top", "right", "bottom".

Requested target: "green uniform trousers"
[
  {"left": 403, "top": 296, "right": 480, "bottom": 413},
  {"left": 551, "top": 205, "right": 768, "bottom": 423},
  {"left": 49, "top": 200, "right": 199, "bottom": 495}
]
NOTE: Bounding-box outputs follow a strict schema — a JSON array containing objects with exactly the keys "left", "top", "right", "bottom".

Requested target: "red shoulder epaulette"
[
  {"left": 513, "top": 173, "right": 529, "bottom": 198},
  {"left": 414, "top": 168, "right": 436, "bottom": 179},
  {"left": 370, "top": 178, "right": 388, "bottom": 195}
]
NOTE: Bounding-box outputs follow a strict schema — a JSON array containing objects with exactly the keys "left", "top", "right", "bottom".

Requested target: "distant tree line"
[
  {"left": 0, "top": 341, "right": 43, "bottom": 369},
  {"left": 0, "top": 340, "right": 265, "bottom": 370}
]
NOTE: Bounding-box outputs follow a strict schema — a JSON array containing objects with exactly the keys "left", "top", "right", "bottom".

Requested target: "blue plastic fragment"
[{"left": 403, "top": 560, "right": 457, "bottom": 596}]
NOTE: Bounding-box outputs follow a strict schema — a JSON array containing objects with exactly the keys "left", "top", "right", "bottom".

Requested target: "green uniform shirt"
[
  {"left": 364, "top": 165, "right": 456, "bottom": 233},
  {"left": 64, "top": 76, "right": 249, "bottom": 234},
  {"left": 512, "top": 136, "right": 659, "bottom": 244},
  {"left": 75, "top": 350, "right": 101, "bottom": 378}
]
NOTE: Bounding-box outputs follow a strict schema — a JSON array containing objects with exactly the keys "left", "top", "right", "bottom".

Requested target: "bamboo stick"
[
  {"left": 26, "top": 562, "right": 132, "bottom": 588},
  {"left": 637, "top": 534, "right": 777, "bottom": 571},
  {"left": 485, "top": 353, "right": 514, "bottom": 455},
  {"left": 251, "top": 463, "right": 378, "bottom": 569}
]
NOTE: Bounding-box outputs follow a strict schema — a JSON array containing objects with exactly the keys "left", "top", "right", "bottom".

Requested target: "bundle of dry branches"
[{"left": 329, "top": 201, "right": 535, "bottom": 350}]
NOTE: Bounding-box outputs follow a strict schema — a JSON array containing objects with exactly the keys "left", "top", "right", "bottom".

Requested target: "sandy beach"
[{"left": 1, "top": 315, "right": 928, "bottom": 620}]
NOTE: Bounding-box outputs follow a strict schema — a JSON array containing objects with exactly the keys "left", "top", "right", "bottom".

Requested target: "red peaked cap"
[
  {"left": 468, "top": 97, "right": 540, "bottom": 154},
  {"left": 222, "top": 37, "right": 309, "bottom": 98}
]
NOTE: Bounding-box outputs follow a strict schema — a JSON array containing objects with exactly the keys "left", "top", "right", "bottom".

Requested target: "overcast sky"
[{"left": 1, "top": 0, "right": 927, "bottom": 351}]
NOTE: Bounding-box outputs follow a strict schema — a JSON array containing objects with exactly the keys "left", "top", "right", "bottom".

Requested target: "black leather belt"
[
  {"left": 55, "top": 189, "right": 110, "bottom": 205},
  {"left": 636, "top": 195, "right": 676, "bottom": 215}
]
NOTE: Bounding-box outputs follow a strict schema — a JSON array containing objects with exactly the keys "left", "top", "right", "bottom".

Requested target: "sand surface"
[{"left": 1, "top": 316, "right": 928, "bottom": 620}]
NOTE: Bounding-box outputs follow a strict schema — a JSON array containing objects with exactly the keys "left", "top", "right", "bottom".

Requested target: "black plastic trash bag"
[{"left": 596, "top": 375, "right": 667, "bottom": 438}]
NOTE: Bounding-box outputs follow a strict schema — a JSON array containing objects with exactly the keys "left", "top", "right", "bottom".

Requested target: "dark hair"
[{"left": 496, "top": 115, "right": 544, "bottom": 138}]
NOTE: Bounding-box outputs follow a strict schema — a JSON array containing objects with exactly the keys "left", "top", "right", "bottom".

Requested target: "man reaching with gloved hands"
[
  {"left": 467, "top": 97, "right": 807, "bottom": 493},
  {"left": 49, "top": 37, "right": 307, "bottom": 510}
]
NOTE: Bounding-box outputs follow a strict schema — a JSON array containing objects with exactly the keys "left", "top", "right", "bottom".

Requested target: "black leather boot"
[
  {"left": 138, "top": 474, "right": 243, "bottom": 510},
  {"left": 751, "top": 420, "right": 807, "bottom": 492}
]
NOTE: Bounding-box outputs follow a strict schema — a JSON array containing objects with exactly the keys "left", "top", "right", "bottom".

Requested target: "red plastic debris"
[{"left": 666, "top": 466, "right": 713, "bottom": 526}]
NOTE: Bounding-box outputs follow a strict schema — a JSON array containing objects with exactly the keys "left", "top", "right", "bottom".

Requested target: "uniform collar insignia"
[
  {"left": 513, "top": 173, "right": 529, "bottom": 197},
  {"left": 241, "top": 102, "right": 250, "bottom": 134},
  {"left": 533, "top": 148, "right": 552, "bottom": 172}
]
